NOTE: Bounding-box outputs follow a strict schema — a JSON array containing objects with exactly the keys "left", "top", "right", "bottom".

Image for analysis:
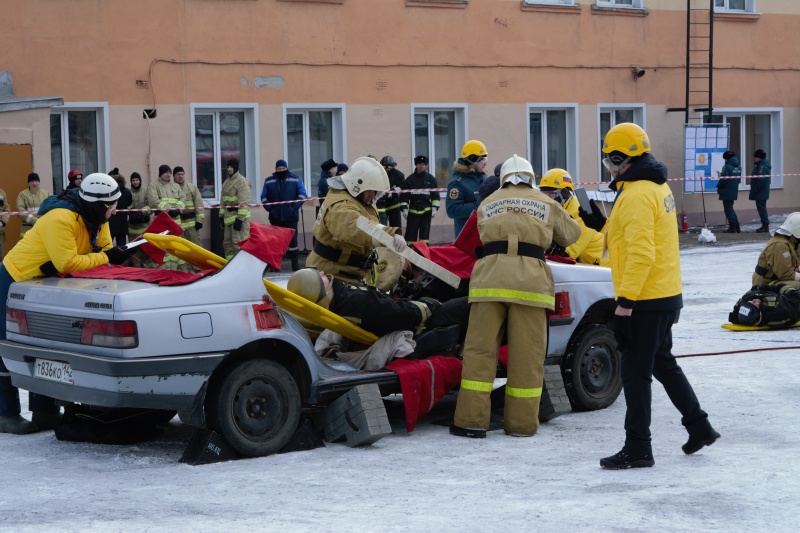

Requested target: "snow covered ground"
[{"left": 1, "top": 242, "right": 798, "bottom": 533}]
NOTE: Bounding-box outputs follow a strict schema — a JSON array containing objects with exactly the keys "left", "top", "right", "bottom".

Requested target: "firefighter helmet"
[
  {"left": 737, "top": 301, "right": 761, "bottom": 326},
  {"left": 539, "top": 168, "right": 574, "bottom": 191},
  {"left": 500, "top": 154, "right": 536, "bottom": 187},
  {"left": 287, "top": 268, "right": 327, "bottom": 304},
  {"left": 340, "top": 157, "right": 390, "bottom": 197},
  {"left": 67, "top": 169, "right": 83, "bottom": 181},
  {"left": 380, "top": 156, "right": 396, "bottom": 168},
  {"left": 776, "top": 212, "right": 800, "bottom": 238},
  {"left": 460, "top": 140, "right": 488, "bottom": 163}
]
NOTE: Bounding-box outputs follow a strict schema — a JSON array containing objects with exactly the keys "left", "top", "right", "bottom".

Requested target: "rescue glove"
[
  {"left": 168, "top": 209, "right": 181, "bottom": 219},
  {"left": 39, "top": 261, "right": 58, "bottom": 278},
  {"left": 194, "top": 221, "right": 203, "bottom": 231},
  {"left": 401, "top": 208, "right": 408, "bottom": 220},
  {"left": 431, "top": 206, "right": 438, "bottom": 218},
  {"left": 105, "top": 246, "right": 133, "bottom": 265},
  {"left": 418, "top": 296, "right": 442, "bottom": 316},
  {"left": 393, "top": 234, "right": 407, "bottom": 252},
  {"left": 233, "top": 218, "right": 243, "bottom": 231},
  {"left": 579, "top": 199, "right": 607, "bottom": 232},
  {"left": 612, "top": 314, "right": 633, "bottom": 353}
]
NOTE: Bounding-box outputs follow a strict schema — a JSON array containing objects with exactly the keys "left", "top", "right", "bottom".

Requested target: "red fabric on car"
[
  {"left": 453, "top": 211, "right": 480, "bottom": 259},
  {"left": 385, "top": 356, "right": 463, "bottom": 433},
  {"left": 410, "top": 242, "right": 476, "bottom": 280},
  {"left": 68, "top": 264, "right": 215, "bottom": 286},
  {"left": 237, "top": 223, "right": 295, "bottom": 271}
]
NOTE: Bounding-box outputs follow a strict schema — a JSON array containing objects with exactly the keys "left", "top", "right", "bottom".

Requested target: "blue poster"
[{"left": 683, "top": 124, "right": 729, "bottom": 193}]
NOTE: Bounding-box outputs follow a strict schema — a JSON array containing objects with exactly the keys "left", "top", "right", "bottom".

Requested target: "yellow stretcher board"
[
  {"left": 143, "top": 233, "right": 228, "bottom": 271},
  {"left": 721, "top": 321, "right": 800, "bottom": 331},
  {"left": 263, "top": 279, "right": 379, "bottom": 346}
]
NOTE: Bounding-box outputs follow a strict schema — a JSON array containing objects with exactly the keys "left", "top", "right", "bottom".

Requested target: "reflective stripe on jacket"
[{"left": 220, "top": 172, "right": 251, "bottom": 226}]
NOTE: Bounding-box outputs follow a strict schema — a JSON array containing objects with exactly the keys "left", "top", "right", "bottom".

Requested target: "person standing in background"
[
  {"left": 717, "top": 150, "right": 742, "bottom": 233},
  {"left": 146, "top": 164, "right": 187, "bottom": 269},
  {"left": 0, "top": 187, "right": 9, "bottom": 258},
  {"left": 127, "top": 172, "right": 151, "bottom": 241},
  {"left": 400, "top": 155, "right": 440, "bottom": 244},
  {"left": 16, "top": 173, "right": 49, "bottom": 237},
  {"left": 336, "top": 163, "right": 349, "bottom": 176},
  {"left": 261, "top": 159, "right": 307, "bottom": 271},
  {"left": 66, "top": 169, "right": 83, "bottom": 190},
  {"left": 173, "top": 166, "right": 205, "bottom": 248},
  {"left": 317, "top": 159, "right": 337, "bottom": 215},
  {"left": 108, "top": 172, "right": 133, "bottom": 246},
  {"left": 377, "top": 156, "right": 405, "bottom": 229},
  {"left": 751, "top": 149, "right": 771, "bottom": 234},
  {"left": 220, "top": 159, "right": 251, "bottom": 260},
  {"left": 446, "top": 140, "right": 488, "bottom": 238}
]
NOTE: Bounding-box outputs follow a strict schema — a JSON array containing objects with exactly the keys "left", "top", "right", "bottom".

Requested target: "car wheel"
[
  {"left": 207, "top": 359, "right": 301, "bottom": 457},
  {"left": 563, "top": 325, "right": 621, "bottom": 411}
]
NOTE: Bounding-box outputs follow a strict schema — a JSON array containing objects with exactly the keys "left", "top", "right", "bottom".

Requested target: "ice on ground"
[{"left": 698, "top": 227, "right": 717, "bottom": 243}]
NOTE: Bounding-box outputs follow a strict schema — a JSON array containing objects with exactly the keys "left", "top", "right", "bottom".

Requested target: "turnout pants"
[
  {"left": 405, "top": 213, "right": 432, "bottom": 243},
  {"left": 223, "top": 221, "right": 250, "bottom": 260},
  {"left": 621, "top": 309, "right": 709, "bottom": 454},
  {"left": 454, "top": 301, "right": 547, "bottom": 436}
]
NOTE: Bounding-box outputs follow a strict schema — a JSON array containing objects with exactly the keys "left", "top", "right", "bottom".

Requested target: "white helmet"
[
  {"left": 340, "top": 157, "right": 390, "bottom": 197},
  {"left": 776, "top": 212, "right": 800, "bottom": 238},
  {"left": 79, "top": 173, "right": 121, "bottom": 203},
  {"left": 500, "top": 154, "right": 537, "bottom": 187}
]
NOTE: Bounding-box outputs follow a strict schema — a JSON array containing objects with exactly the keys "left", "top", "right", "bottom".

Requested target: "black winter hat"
[
  {"left": 321, "top": 159, "right": 337, "bottom": 172},
  {"left": 227, "top": 159, "right": 239, "bottom": 173},
  {"left": 173, "top": 166, "right": 185, "bottom": 175},
  {"left": 414, "top": 155, "right": 429, "bottom": 165},
  {"left": 337, "top": 163, "right": 349, "bottom": 174},
  {"left": 722, "top": 150, "right": 736, "bottom": 161},
  {"left": 754, "top": 149, "right": 767, "bottom": 159},
  {"left": 158, "top": 164, "right": 172, "bottom": 176},
  {"left": 27, "top": 172, "right": 40, "bottom": 183},
  {"left": 130, "top": 172, "right": 141, "bottom": 182}
]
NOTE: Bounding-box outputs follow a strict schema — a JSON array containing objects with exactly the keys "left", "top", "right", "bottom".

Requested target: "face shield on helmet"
[
  {"left": 340, "top": 157, "right": 390, "bottom": 201},
  {"left": 776, "top": 212, "right": 800, "bottom": 238},
  {"left": 602, "top": 123, "right": 651, "bottom": 176},
  {"left": 500, "top": 154, "right": 536, "bottom": 187}
]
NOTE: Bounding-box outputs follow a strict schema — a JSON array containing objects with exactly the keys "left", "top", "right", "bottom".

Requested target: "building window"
[
  {"left": 598, "top": 105, "right": 645, "bottom": 184},
  {"left": 411, "top": 105, "right": 466, "bottom": 188},
  {"left": 714, "top": 0, "right": 756, "bottom": 12},
  {"left": 524, "top": 0, "right": 576, "bottom": 5},
  {"left": 528, "top": 106, "right": 578, "bottom": 180},
  {"left": 284, "top": 106, "right": 345, "bottom": 198},
  {"left": 596, "top": 0, "right": 644, "bottom": 8},
  {"left": 191, "top": 105, "right": 257, "bottom": 202},
  {"left": 50, "top": 104, "right": 109, "bottom": 195},
  {"left": 711, "top": 111, "right": 779, "bottom": 190}
]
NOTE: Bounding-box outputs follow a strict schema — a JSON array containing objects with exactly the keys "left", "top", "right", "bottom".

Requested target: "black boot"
[
  {"left": 600, "top": 449, "right": 655, "bottom": 470},
  {"left": 723, "top": 224, "right": 737, "bottom": 234},
  {"left": 756, "top": 224, "right": 770, "bottom": 233},
  {"left": 682, "top": 426, "right": 721, "bottom": 455},
  {"left": 734, "top": 222, "right": 741, "bottom": 233},
  {"left": 449, "top": 425, "right": 486, "bottom": 439},
  {"left": 0, "top": 414, "right": 37, "bottom": 435},
  {"left": 32, "top": 411, "right": 63, "bottom": 431},
  {"left": 291, "top": 255, "right": 301, "bottom": 272}
]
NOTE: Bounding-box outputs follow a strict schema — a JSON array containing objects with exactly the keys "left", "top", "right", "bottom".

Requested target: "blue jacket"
[
  {"left": 261, "top": 171, "right": 307, "bottom": 223},
  {"left": 445, "top": 164, "right": 484, "bottom": 238},
  {"left": 750, "top": 158, "right": 772, "bottom": 201},
  {"left": 717, "top": 156, "right": 741, "bottom": 201}
]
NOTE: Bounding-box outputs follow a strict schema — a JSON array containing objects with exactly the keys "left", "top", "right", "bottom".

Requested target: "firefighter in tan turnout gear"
[
  {"left": 220, "top": 159, "right": 251, "bottom": 260},
  {"left": 146, "top": 164, "right": 188, "bottom": 269},
  {"left": 306, "top": 156, "right": 406, "bottom": 286},
  {"left": 16, "top": 173, "right": 50, "bottom": 237},
  {"left": 172, "top": 166, "right": 205, "bottom": 248},
  {"left": 451, "top": 155, "right": 581, "bottom": 439}
]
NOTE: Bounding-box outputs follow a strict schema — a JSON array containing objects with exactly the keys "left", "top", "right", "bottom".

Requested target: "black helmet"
[
  {"left": 380, "top": 156, "right": 396, "bottom": 168},
  {"left": 737, "top": 301, "right": 761, "bottom": 326}
]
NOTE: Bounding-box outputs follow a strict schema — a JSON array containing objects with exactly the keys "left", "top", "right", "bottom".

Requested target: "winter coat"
[
  {"left": 750, "top": 158, "right": 772, "bottom": 201},
  {"left": 16, "top": 187, "right": 50, "bottom": 232},
  {"left": 563, "top": 195, "right": 606, "bottom": 266},
  {"left": 4, "top": 190, "right": 112, "bottom": 282},
  {"left": 145, "top": 178, "right": 187, "bottom": 223},
  {"left": 261, "top": 171, "right": 307, "bottom": 224},
  {"left": 318, "top": 170, "right": 334, "bottom": 206},
  {"left": 176, "top": 180, "right": 205, "bottom": 229},
  {"left": 306, "top": 186, "right": 396, "bottom": 283},
  {"left": 717, "top": 156, "right": 741, "bottom": 201},
  {"left": 220, "top": 172, "right": 251, "bottom": 226},
  {"left": 128, "top": 185, "right": 151, "bottom": 233},
  {"left": 752, "top": 233, "right": 800, "bottom": 289},
  {"left": 606, "top": 152, "right": 683, "bottom": 310},
  {"left": 108, "top": 186, "right": 132, "bottom": 237},
  {"left": 469, "top": 183, "right": 580, "bottom": 310},
  {"left": 400, "top": 171, "right": 440, "bottom": 215},
  {"left": 445, "top": 163, "right": 484, "bottom": 237}
]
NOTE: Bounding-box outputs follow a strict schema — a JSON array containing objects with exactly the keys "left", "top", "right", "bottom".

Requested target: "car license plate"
[{"left": 33, "top": 358, "right": 74, "bottom": 385}]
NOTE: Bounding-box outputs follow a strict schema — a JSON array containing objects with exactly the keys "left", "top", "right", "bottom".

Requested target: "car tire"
[
  {"left": 206, "top": 359, "right": 301, "bottom": 457},
  {"left": 563, "top": 325, "right": 622, "bottom": 411}
]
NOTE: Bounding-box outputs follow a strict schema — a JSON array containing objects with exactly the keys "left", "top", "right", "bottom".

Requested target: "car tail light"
[
  {"left": 80, "top": 319, "right": 138, "bottom": 348},
  {"left": 547, "top": 292, "right": 574, "bottom": 326},
  {"left": 6, "top": 308, "right": 29, "bottom": 335},
  {"left": 254, "top": 301, "right": 282, "bottom": 330}
]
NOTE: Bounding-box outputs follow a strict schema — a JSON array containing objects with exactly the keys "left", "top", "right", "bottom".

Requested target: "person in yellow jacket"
[
  {"left": 146, "top": 164, "right": 188, "bottom": 269},
  {"left": 751, "top": 212, "right": 800, "bottom": 289},
  {"left": 451, "top": 155, "right": 581, "bottom": 439},
  {"left": 220, "top": 159, "right": 251, "bottom": 260},
  {"left": 16, "top": 173, "right": 50, "bottom": 237},
  {"left": 0, "top": 187, "right": 9, "bottom": 258},
  {"left": 0, "top": 173, "right": 132, "bottom": 434},
  {"left": 539, "top": 168, "right": 607, "bottom": 266},
  {"left": 173, "top": 166, "right": 205, "bottom": 249},
  {"left": 598, "top": 123, "right": 719, "bottom": 470},
  {"left": 306, "top": 157, "right": 406, "bottom": 286}
]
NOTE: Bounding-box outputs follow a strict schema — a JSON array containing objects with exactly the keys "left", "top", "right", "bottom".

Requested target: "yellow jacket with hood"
[
  {"left": 606, "top": 152, "right": 682, "bottom": 310},
  {"left": 4, "top": 191, "right": 112, "bottom": 282},
  {"left": 563, "top": 195, "right": 607, "bottom": 266}
]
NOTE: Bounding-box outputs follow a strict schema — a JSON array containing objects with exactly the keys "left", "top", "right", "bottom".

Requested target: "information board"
[{"left": 683, "top": 124, "right": 730, "bottom": 193}]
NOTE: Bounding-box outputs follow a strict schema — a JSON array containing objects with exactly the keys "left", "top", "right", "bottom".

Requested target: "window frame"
[
  {"left": 523, "top": 0, "right": 576, "bottom": 5},
  {"left": 282, "top": 103, "right": 346, "bottom": 198},
  {"left": 714, "top": 0, "right": 757, "bottom": 13},
  {"left": 596, "top": 104, "right": 646, "bottom": 188},
  {"left": 596, "top": 0, "right": 644, "bottom": 8},
  {"left": 50, "top": 102, "right": 110, "bottom": 194},
  {"left": 526, "top": 103, "right": 579, "bottom": 182},
  {"left": 190, "top": 103, "right": 260, "bottom": 204},
  {"left": 409, "top": 103, "right": 468, "bottom": 188}
]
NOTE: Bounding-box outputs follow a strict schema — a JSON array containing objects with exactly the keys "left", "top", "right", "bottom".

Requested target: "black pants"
[
  {"left": 271, "top": 219, "right": 299, "bottom": 258},
  {"left": 384, "top": 207, "right": 402, "bottom": 230},
  {"left": 405, "top": 213, "right": 432, "bottom": 243},
  {"left": 621, "top": 308, "right": 708, "bottom": 454}
]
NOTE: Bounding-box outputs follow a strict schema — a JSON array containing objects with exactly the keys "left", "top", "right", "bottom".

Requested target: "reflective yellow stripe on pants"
[
  {"left": 506, "top": 386, "right": 542, "bottom": 398},
  {"left": 460, "top": 379, "right": 493, "bottom": 393},
  {"left": 468, "top": 288, "right": 554, "bottom": 307}
]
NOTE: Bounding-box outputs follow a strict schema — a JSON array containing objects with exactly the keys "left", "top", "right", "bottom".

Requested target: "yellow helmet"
[
  {"left": 460, "top": 140, "right": 488, "bottom": 163},
  {"left": 602, "top": 123, "right": 651, "bottom": 157},
  {"left": 539, "top": 168, "right": 574, "bottom": 191}
]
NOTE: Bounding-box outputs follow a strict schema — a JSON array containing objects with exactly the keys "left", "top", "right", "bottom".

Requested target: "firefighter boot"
[
  {"left": 32, "top": 411, "right": 63, "bottom": 432},
  {"left": 756, "top": 224, "right": 770, "bottom": 233},
  {"left": 0, "top": 415, "right": 37, "bottom": 435},
  {"left": 291, "top": 254, "right": 301, "bottom": 272}
]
